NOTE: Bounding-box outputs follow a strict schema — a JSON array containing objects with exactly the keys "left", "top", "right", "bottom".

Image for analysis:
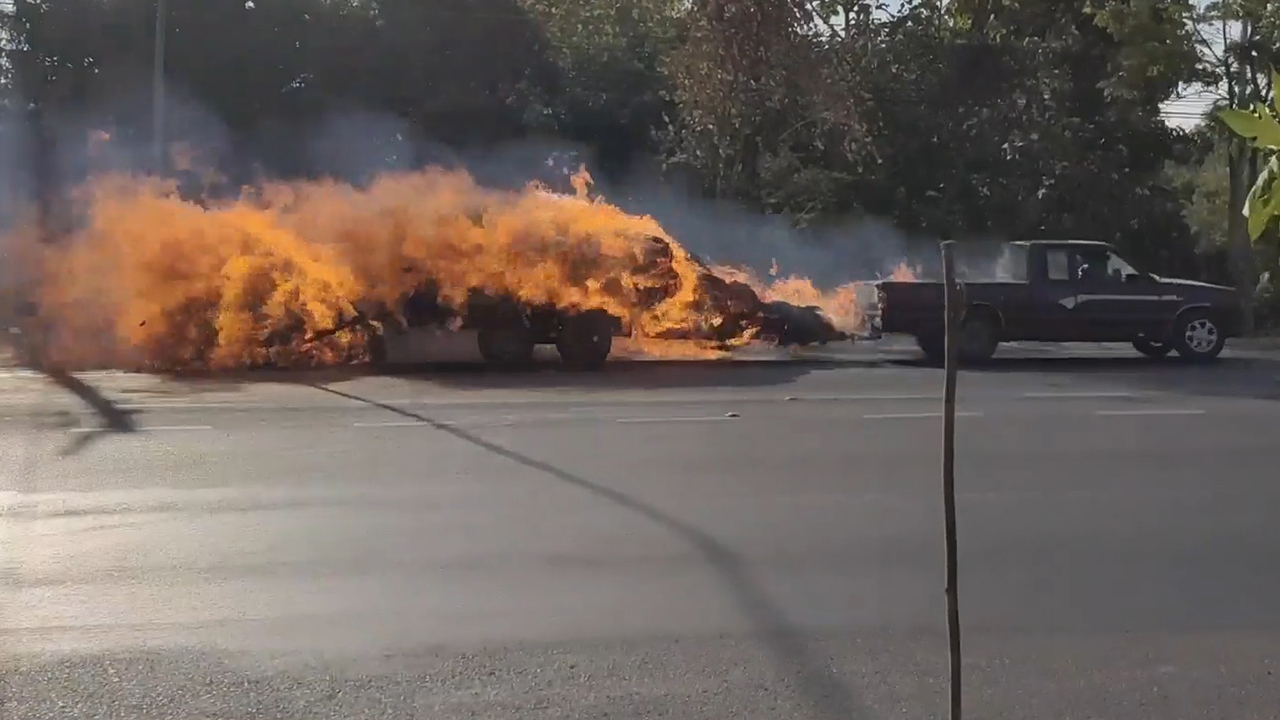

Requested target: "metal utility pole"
[
  {"left": 152, "top": 0, "right": 168, "bottom": 173},
  {"left": 940, "top": 239, "right": 963, "bottom": 720}
]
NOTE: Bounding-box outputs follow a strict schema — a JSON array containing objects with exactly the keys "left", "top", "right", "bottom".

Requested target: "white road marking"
[
  {"left": 69, "top": 424, "right": 213, "bottom": 433},
  {"left": 862, "top": 411, "right": 984, "bottom": 419},
  {"left": 116, "top": 402, "right": 267, "bottom": 410},
  {"left": 1094, "top": 409, "right": 1206, "bottom": 416},
  {"left": 616, "top": 416, "right": 737, "bottom": 424},
  {"left": 783, "top": 394, "right": 936, "bottom": 402},
  {"left": 1022, "top": 391, "right": 1137, "bottom": 399}
]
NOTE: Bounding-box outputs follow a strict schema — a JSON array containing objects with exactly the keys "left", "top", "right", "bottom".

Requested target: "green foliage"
[
  {"left": 2, "top": 0, "right": 1217, "bottom": 273},
  {"left": 518, "top": 0, "right": 682, "bottom": 160},
  {"left": 1167, "top": 133, "right": 1231, "bottom": 250},
  {"left": 1217, "top": 69, "right": 1280, "bottom": 241}
]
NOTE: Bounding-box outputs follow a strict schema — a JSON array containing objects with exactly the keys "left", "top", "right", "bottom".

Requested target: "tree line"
[{"left": 4, "top": 0, "right": 1279, "bottom": 324}]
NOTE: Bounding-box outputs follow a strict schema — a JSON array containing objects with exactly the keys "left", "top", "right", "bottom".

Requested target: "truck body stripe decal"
[{"left": 1058, "top": 294, "right": 1183, "bottom": 308}]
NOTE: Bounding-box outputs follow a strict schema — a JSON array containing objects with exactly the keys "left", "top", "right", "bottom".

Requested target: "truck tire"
[
  {"left": 368, "top": 332, "right": 388, "bottom": 366},
  {"left": 915, "top": 316, "right": 998, "bottom": 364},
  {"left": 917, "top": 333, "right": 945, "bottom": 364},
  {"left": 1132, "top": 339, "right": 1171, "bottom": 358},
  {"left": 1170, "top": 309, "right": 1225, "bottom": 362},
  {"left": 479, "top": 324, "right": 535, "bottom": 368},
  {"left": 958, "top": 312, "right": 1000, "bottom": 363},
  {"left": 557, "top": 311, "right": 613, "bottom": 370}
]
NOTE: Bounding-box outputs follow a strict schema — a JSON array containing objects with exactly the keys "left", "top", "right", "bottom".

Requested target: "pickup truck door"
[
  {"left": 1066, "top": 249, "right": 1176, "bottom": 339},
  {"left": 1027, "top": 247, "right": 1089, "bottom": 341}
]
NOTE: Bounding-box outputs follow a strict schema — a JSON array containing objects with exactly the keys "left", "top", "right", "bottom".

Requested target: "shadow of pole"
[
  {"left": 309, "top": 383, "right": 870, "bottom": 720},
  {"left": 6, "top": 334, "right": 137, "bottom": 455}
]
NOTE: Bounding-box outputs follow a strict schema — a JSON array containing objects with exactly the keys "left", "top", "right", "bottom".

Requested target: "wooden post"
[{"left": 940, "top": 240, "right": 963, "bottom": 720}]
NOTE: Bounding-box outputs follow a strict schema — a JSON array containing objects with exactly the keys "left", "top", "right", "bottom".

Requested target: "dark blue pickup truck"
[{"left": 870, "top": 240, "right": 1244, "bottom": 363}]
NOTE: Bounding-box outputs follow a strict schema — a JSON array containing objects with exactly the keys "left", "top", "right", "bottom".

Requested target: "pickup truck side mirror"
[{"left": 1123, "top": 272, "right": 1151, "bottom": 285}]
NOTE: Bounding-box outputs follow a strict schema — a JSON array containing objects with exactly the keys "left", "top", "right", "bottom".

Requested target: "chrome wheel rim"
[{"left": 1184, "top": 318, "right": 1219, "bottom": 354}]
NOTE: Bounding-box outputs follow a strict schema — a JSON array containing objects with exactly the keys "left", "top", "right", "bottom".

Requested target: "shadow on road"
[
  {"left": 411, "top": 358, "right": 872, "bottom": 392},
  {"left": 145, "top": 357, "right": 869, "bottom": 397},
  {"left": 308, "top": 382, "right": 871, "bottom": 720},
  {"left": 13, "top": 359, "right": 139, "bottom": 455}
]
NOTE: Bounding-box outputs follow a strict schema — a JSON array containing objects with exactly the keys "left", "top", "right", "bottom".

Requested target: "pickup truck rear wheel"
[
  {"left": 1171, "top": 310, "right": 1225, "bottom": 362},
  {"left": 915, "top": 314, "right": 999, "bottom": 364},
  {"left": 958, "top": 313, "right": 1000, "bottom": 363},
  {"left": 1132, "top": 339, "right": 1171, "bottom": 358},
  {"left": 916, "top": 332, "right": 945, "bottom": 364}
]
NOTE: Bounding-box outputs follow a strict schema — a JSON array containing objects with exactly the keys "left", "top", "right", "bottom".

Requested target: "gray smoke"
[{"left": 7, "top": 89, "right": 965, "bottom": 292}]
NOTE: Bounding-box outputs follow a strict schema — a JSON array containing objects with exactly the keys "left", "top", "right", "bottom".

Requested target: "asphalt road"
[{"left": 4, "top": 348, "right": 1280, "bottom": 719}]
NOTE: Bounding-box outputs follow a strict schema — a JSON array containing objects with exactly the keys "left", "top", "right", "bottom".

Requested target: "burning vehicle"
[
  {"left": 318, "top": 232, "right": 849, "bottom": 371},
  {"left": 19, "top": 170, "right": 855, "bottom": 372}
]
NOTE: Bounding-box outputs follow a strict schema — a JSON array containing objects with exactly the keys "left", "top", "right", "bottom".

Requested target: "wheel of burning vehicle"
[
  {"left": 368, "top": 332, "right": 388, "bottom": 365},
  {"left": 557, "top": 311, "right": 613, "bottom": 370},
  {"left": 1171, "top": 309, "right": 1225, "bottom": 362},
  {"left": 1132, "top": 339, "right": 1172, "bottom": 358},
  {"left": 478, "top": 324, "right": 536, "bottom": 368}
]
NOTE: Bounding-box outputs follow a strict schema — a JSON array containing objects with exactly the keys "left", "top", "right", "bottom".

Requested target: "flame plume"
[{"left": 19, "top": 167, "right": 875, "bottom": 371}]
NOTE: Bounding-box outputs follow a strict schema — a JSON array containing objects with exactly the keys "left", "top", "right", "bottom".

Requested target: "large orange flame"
[
  {"left": 12, "top": 161, "right": 896, "bottom": 370},
  {"left": 708, "top": 264, "right": 863, "bottom": 334}
]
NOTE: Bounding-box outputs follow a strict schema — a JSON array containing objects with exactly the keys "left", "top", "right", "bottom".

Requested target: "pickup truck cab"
[{"left": 871, "top": 240, "right": 1243, "bottom": 363}]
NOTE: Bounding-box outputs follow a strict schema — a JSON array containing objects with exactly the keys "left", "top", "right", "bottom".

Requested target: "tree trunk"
[
  {"left": 1227, "top": 137, "right": 1258, "bottom": 333},
  {"left": 1224, "top": 18, "right": 1259, "bottom": 333}
]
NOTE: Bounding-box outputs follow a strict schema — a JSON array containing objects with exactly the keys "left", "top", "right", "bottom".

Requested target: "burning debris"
[{"left": 16, "top": 167, "right": 869, "bottom": 371}]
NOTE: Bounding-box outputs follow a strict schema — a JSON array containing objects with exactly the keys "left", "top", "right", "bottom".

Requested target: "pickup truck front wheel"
[
  {"left": 1132, "top": 339, "right": 1172, "bottom": 358},
  {"left": 1171, "top": 310, "right": 1225, "bottom": 362}
]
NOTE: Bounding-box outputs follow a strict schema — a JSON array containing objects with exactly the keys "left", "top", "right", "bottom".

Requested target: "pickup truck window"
[
  {"left": 995, "top": 244, "right": 1029, "bottom": 282},
  {"left": 1046, "top": 249, "right": 1071, "bottom": 280},
  {"left": 1046, "top": 246, "right": 1140, "bottom": 283},
  {"left": 1105, "top": 252, "right": 1138, "bottom": 280},
  {"left": 1078, "top": 249, "right": 1138, "bottom": 283}
]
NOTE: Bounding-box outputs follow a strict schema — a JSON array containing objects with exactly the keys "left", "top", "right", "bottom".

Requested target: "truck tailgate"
[{"left": 873, "top": 281, "right": 948, "bottom": 335}]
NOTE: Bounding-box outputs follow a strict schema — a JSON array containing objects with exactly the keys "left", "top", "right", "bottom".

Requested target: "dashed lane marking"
[
  {"left": 1021, "top": 391, "right": 1138, "bottom": 399},
  {"left": 1094, "top": 409, "right": 1206, "bottom": 416},
  {"left": 783, "top": 394, "right": 935, "bottom": 402},
  {"left": 862, "top": 411, "right": 984, "bottom": 419},
  {"left": 616, "top": 416, "right": 738, "bottom": 424},
  {"left": 68, "top": 424, "right": 214, "bottom": 433}
]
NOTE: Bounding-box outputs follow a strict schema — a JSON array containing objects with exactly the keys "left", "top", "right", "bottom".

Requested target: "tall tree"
[
  {"left": 518, "top": 0, "right": 683, "bottom": 174},
  {"left": 663, "top": 0, "right": 872, "bottom": 221},
  {"left": 1199, "top": 0, "right": 1280, "bottom": 326}
]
